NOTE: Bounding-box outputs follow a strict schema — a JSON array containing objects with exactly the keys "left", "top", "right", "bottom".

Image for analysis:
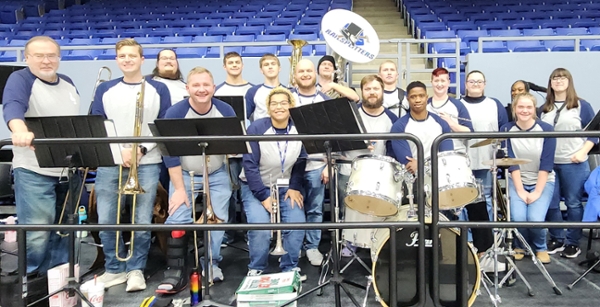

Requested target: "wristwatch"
[{"left": 139, "top": 145, "right": 148, "bottom": 156}]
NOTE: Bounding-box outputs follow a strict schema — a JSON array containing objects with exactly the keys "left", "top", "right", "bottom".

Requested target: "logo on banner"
[{"left": 321, "top": 9, "right": 380, "bottom": 64}]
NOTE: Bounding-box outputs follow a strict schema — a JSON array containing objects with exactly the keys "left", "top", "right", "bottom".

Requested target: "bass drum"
[{"left": 371, "top": 206, "right": 480, "bottom": 307}]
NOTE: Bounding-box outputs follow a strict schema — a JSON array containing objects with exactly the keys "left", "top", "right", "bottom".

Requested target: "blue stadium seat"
[
  {"left": 425, "top": 30, "right": 457, "bottom": 39},
  {"left": 255, "top": 34, "right": 286, "bottom": 42},
  {"left": 299, "top": 17, "right": 321, "bottom": 27},
  {"left": 45, "top": 22, "right": 65, "bottom": 31},
  {"left": 507, "top": 41, "right": 547, "bottom": 52},
  {"left": 572, "top": 20, "right": 600, "bottom": 28},
  {"left": 287, "top": 4, "right": 307, "bottom": 12},
  {"left": 17, "top": 23, "right": 41, "bottom": 31},
  {"left": 490, "top": 29, "right": 521, "bottom": 37},
  {"left": 265, "top": 25, "right": 292, "bottom": 36},
  {"left": 477, "top": 21, "right": 510, "bottom": 30},
  {"left": 90, "top": 22, "right": 116, "bottom": 31},
  {"left": 419, "top": 22, "right": 448, "bottom": 38},
  {"left": 194, "top": 19, "right": 220, "bottom": 28},
  {"left": 144, "top": 48, "right": 163, "bottom": 58},
  {"left": 544, "top": 40, "right": 586, "bottom": 51},
  {"left": 294, "top": 25, "right": 319, "bottom": 35},
  {"left": 314, "top": 44, "right": 326, "bottom": 55},
  {"left": 246, "top": 19, "right": 272, "bottom": 28},
  {"left": 117, "top": 21, "right": 142, "bottom": 30},
  {"left": 8, "top": 39, "right": 28, "bottom": 47},
  {"left": 42, "top": 30, "right": 64, "bottom": 39},
  {"left": 447, "top": 21, "right": 477, "bottom": 31},
  {"left": 273, "top": 18, "right": 298, "bottom": 27},
  {"left": 496, "top": 13, "right": 521, "bottom": 22},
  {"left": 0, "top": 51, "right": 18, "bottom": 62},
  {"left": 143, "top": 21, "right": 167, "bottom": 29},
  {"left": 206, "top": 13, "right": 231, "bottom": 20},
  {"left": 121, "top": 29, "right": 146, "bottom": 38},
  {"left": 162, "top": 36, "right": 192, "bottom": 44},
  {"left": 581, "top": 39, "right": 600, "bottom": 51},
  {"left": 289, "top": 33, "right": 318, "bottom": 41},
  {"left": 431, "top": 42, "right": 470, "bottom": 55},
  {"left": 236, "top": 26, "right": 264, "bottom": 36},
  {"left": 68, "top": 38, "right": 101, "bottom": 46},
  {"left": 541, "top": 21, "right": 571, "bottom": 29},
  {"left": 222, "top": 18, "right": 247, "bottom": 28},
  {"left": 469, "top": 41, "right": 509, "bottom": 52},
  {"left": 556, "top": 27, "right": 589, "bottom": 36},
  {"left": 522, "top": 28, "right": 554, "bottom": 36},
  {"left": 206, "top": 46, "right": 243, "bottom": 58},
  {"left": 168, "top": 20, "right": 193, "bottom": 29},
  {"left": 176, "top": 28, "right": 203, "bottom": 37},
  {"left": 132, "top": 37, "right": 161, "bottom": 44},
  {"left": 242, "top": 46, "right": 278, "bottom": 57},
  {"left": 175, "top": 47, "right": 208, "bottom": 59},
  {"left": 147, "top": 29, "right": 175, "bottom": 37},
  {"left": 192, "top": 36, "right": 223, "bottom": 43},
  {"left": 91, "top": 30, "right": 123, "bottom": 39},
  {"left": 236, "top": 12, "right": 257, "bottom": 19},
  {"left": 521, "top": 12, "right": 550, "bottom": 20},
  {"left": 552, "top": 11, "right": 577, "bottom": 20},
  {"left": 101, "top": 37, "right": 121, "bottom": 45},
  {"left": 97, "top": 49, "right": 117, "bottom": 60},
  {"left": 62, "top": 50, "right": 103, "bottom": 61},
  {"left": 63, "top": 30, "right": 90, "bottom": 39},
  {"left": 279, "top": 45, "right": 312, "bottom": 56},
  {"left": 207, "top": 26, "right": 236, "bottom": 36},
  {"left": 65, "top": 23, "right": 89, "bottom": 31},
  {"left": 510, "top": 22, "right": 539, "bottom": 30},
  {"left": 469, "top": 13, "right": 492, "bottom": 23},
  {"left": 12, "top": 31, "right": 39, "bottom": 40},
  {"left": 224, "top": 35, "right": 255, "bottom": 42},
  {"left": 255, "top": 11, "right": 279, "bottom": 19},
  {"left": 280, "top": 11, "right": 303, "bottom": 19},
  {"left": 457, "top": 30, "right": 489, "bottom": 43},
  {"left": 243, "top": 4, "right": 264, "bottom": 13}
]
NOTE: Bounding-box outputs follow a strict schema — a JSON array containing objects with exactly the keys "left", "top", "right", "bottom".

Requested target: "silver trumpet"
[{"left": 269, "top": 176, "right": 287, "bottom": 256}]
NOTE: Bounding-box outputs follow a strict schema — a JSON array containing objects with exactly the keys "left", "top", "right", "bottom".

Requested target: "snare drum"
[
  {"left": 370, "top": 206, "right": 480, "bottom": 307},
  {"left": 425, "top": 151, "right": 478, "bottom": 210},
  {"left": 345, "top": 155, "right": 405, "bottom": 217},
  {"left": 341, "top": 207, "right": 385, "bottom": 248}
]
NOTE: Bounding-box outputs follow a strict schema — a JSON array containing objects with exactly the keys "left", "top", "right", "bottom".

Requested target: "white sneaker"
[
  {"left": 247, "top": 269, "right": 263, "bottom": 276},
  {"left": 306, "top": 249, "right": 324, "bottom": 266},
  {"left": 125, "top": 270, "right": 146, "bottom": 292},
  {"left": 479, "top": 257, "right": 506, "bottom": 273},
  {"left": 291, "top": 267, "right": 307, "bottom": 282},
  {"left": 202, "top": 265, "right": 225, "bottom": 282},
  {"left": 96, "top": 272, "right": 127, "bottom": 289}
]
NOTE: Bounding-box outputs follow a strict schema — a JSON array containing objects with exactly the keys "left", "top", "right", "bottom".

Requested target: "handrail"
[{"left": 477, "top": 34, "right": 600, "bottom": 53}]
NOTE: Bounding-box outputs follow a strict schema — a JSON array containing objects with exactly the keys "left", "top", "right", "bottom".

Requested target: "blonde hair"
[
  {"left": 378, "top": 60, "right": 397, "bottom": 72},
  {"left": 187, "top": 66, "right": 214, "bottom": 83},
  {"left": 25, "top": 36, "right": 60, "bottom": 54},
  {"left": 511, "top": 92, "right": 538, "bottom": 120},
  {"left": 266, "top": 87, "right": 296, "bottom": 113},
  {"left": 259, "top": 53, "right": 280, "bottom": 67},
  {"left": 115, "top": 38, "right": 143, "bottom": 56}
]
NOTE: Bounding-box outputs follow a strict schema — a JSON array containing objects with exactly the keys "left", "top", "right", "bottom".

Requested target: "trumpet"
[
  {"left": 269, "top": 176, "right": 287, "bottom": 256},
  {"left": 88, "top": 67, "right": 111, "bottom": 114},
  {"left": 115, "top": 79, "right": 146, "bottom": 262}
]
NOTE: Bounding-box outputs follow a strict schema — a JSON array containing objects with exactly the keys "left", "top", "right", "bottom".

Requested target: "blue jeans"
[
  {"left": 472, "top": 169, "right": 493, "bottom": 220},
  {"left": 166, "top": 165, "right": 230, "bottom": 265},
  {"left": 225, "top": 157, "right": 243, "bottom": 241},
  {"left": 241, "top": 182, "right": 305, "bottom": 272},
  {"left": 14, "top": 168, "right": 74, "bottom": 274},
  {"left": 302, "top": 166, "right": 325, "bottom": 250},
  {"left": 546, "top": 161, "right": 589, "bottom": 246},
  {"left": 96, "top": 164, "right": 159, "bottom": 273},
  {"left": 509, "top": 179, "right": 554, "bottom": 252}
]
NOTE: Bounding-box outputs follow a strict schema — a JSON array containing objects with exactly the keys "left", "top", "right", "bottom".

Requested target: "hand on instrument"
[
  {"left": 11, "top": 131, "right": 35, "bottom": 149},
  {"left": 526, "top": 190, "right": 542, "bottom": 204},
  {"left": 516, "top": 189, "right": 529, "bottom": 203},
  {"left": 570, "top": 149, "right": 587, "bottom": 163},
  {"left": 285, "top": 189, "right": 304, "bottom": 209},
  {"left": 261, "top": 197, "right": 273, "bottom": 214},
  {"left": 168, "top": 188, "right": 190, "bottom": 215},
  {"left": 367, "top": 140, "right": 376, "bottom": 152},
  {"left": 406, "top": 157, "right": 417, "bottom": 174},
  {"left": 320, "top": 82, "right": 334, "bottom": 94},
  {"left": 321, "top": 167, "right": 330, "bottom": 184},
  {"left": 121, "top": 147, "right": 143, "bottom": 167}
]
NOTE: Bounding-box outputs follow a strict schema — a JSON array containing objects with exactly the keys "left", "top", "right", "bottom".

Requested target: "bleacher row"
[{"left": 0, "top": 0, "right": 353, "bottom": 61}]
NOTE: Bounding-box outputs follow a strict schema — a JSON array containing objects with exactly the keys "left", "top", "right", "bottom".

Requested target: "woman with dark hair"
[
  {"left": 540, "top": 68, "right": 597, "bottom": 259},
  {"left": 150, "top": 49, "right": 187, "bottom": 105},
  {"left": 507, "top": 80, "right": 547, "bottom": 122}
]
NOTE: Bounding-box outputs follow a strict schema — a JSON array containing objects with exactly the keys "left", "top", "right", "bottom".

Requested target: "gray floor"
[{"left": 2, "top": 230, "right": 600, "bottom": 307}]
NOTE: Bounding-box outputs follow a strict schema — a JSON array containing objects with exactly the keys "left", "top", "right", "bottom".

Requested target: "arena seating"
[{"left": 0, "top": 0, "right": 354, "bottom": 61}]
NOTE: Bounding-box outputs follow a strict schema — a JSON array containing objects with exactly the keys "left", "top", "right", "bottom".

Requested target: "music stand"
[
  {"left": 584, "top": 109, "right": 600, "bottom": 155},
  {"left": 286, "top": 98, "right": 368, "bottom": 307},
  {"left": 214, "top": 96, "right": 246, "bottom": 124},
  {"left": 154, "top": 116, "right": 248, "bottom": 307},
  {"left": 24, "top": 115, "right": 118, "bottom": 307}
]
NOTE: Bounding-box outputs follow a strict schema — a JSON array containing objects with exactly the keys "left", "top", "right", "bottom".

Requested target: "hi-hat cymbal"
[
  {"left": 483, "top": 158, "right": 532, "bottom": 166},
  {"left": 470, "top": 138, "right": 506, "bottom": 148}
]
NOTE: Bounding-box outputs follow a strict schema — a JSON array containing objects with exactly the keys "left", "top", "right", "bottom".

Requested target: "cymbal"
[
  {"left": 470, "top": 138, "right": 506, "bottom": 148},
  {"left": 483, "top": 158, "right": 532, "bottom": 166}
]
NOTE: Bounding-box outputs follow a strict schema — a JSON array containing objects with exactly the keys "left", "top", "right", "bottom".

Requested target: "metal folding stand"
[{"left": 568, "top": 224, "right": 600, "bottom": 290}]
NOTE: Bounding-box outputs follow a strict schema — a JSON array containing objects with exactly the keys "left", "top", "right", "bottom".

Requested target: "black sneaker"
[
  {"left": 547, "top": 240, "right": 565, "bottom": 255},
  {"left": 561, "top": 245, "right": 581, "bottom": 258}
]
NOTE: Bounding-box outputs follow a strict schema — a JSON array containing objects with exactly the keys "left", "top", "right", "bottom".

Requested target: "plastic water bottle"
[
  {"left": 78, "top": 206, "right": 88, "bottom": 238},
  {"left": 190, "top": 271, "right": 201, "bottom": 305}
]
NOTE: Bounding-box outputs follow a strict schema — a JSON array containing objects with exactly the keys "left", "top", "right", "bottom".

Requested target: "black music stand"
[
  {"left": 24, "top": 115, "right": 117, "bottom": 307},
  {"left": 214, "top": 96, "right": 245, "bottom": 123},
  {"left": 154, "top": 116, "right": 248, "bottom": 307},
  {"left": 286, "top": 98, "right": 368, "bottom": 307}
]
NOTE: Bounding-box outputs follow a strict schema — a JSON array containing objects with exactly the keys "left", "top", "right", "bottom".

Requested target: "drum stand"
[{"left": 480, "top": 142, "right": 561, "bottom": 307}]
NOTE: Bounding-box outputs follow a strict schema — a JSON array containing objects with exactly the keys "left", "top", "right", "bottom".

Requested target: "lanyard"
[
  {"left": 273, "top": 126, "right": 290, "bottom": 175},
  {"left": 554, "top": 102, "right": 567, "bottom": 126}
]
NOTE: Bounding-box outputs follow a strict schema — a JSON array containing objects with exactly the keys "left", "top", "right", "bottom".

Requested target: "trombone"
[
  {"left": 56, "top": 168, "right": 90, "bottom": 237},
  {"left": 88, "top": 67, "right": 111, "bottom": 114},
  {"left": 269, "top": 176, "right": 287, "bottom": 256},
  {"left": 115, "top": 79, "right": 146, "bottom": 262}
]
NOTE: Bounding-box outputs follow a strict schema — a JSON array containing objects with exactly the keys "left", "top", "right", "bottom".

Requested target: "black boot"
[{"left": 156, "top": 231, "right": 189, "bottom": 294}]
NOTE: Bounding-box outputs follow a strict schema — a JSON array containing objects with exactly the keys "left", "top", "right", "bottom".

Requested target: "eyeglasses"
[
  {"left": 466, "top": 80, "right": 485, "bottom": 85},
  {"left": 159, "top": 56, "right": 176, "bottom": 61},
  {"left": 551, "top": 76, "right": 567, "bottom": 82},
  {"left": 269, "top": 101, "right": 290, "bottom": 108},
  {"left": 28, "top": 53, "right": 60, "bottom": 62}
]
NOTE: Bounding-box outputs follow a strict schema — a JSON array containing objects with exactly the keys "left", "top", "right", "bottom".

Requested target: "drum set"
[{"left": 331, "top": 151, "right": 482, "bottom": 307}]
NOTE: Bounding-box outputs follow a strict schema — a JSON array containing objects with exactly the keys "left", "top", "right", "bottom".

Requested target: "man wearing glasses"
[
  {"left": 2, "top": 36, "right": 81, "bottom": 277},
  {"left": 150, "top": 49, "right": 187, "bottom": 106}
]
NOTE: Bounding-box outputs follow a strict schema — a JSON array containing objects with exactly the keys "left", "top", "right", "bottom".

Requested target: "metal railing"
[
  {"left": 478, "top": 35, "right": 600, "bottom": 53},
  {"left": 0, "top": 132, "right": 427, "bottom": 307}
]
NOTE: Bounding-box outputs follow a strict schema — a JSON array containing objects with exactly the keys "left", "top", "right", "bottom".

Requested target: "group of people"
[{"left": 2, "top": 35, "right": 595, "bottom": 301}]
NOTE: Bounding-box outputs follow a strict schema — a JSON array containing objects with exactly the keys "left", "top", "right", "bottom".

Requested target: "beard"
[
  {"left": 295, "top": 77, "right": 316, "bottom": 90},
  {"left": 363, "top": 96, "right": 383, "bottom": 109},
  {"left": 159, "top": 67, "right": 178, "bottom": 80}
]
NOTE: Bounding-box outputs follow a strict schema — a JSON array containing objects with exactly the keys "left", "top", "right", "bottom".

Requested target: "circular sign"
[{"left": 320, "top": 9, "right": 380, "bottom": 64}]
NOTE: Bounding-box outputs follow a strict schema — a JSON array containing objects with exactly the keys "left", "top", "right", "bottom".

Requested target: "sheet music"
[{"left": 104, "top": 120, "right": 124, "bottom": 165}]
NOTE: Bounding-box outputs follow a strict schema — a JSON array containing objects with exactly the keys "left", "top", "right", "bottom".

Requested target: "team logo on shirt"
[{"left": 321, "top": 9, "right": 380, "bottom": 63}]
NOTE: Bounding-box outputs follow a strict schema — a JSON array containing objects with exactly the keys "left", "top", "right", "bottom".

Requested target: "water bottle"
[
  {"left": 78, "top": 206, "right": 88, "bottom": 238},
  {"left": 190, "top": 271, "right": 201, "bottom": 305}
]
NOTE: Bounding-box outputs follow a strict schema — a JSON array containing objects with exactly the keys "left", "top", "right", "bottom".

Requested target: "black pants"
[{"left": 465, "top": 201, "right": 494, "bottom": 253}]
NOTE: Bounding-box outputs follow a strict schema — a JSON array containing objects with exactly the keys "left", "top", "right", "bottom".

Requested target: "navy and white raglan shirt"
[
  {"left": 151, "top": 76, "right": 187, "bottom": 105},
  {"left": 240, "top": 117, "right": 307, "bottom": 202},
  {"left": 427, "top": 97, "right": 474, "bottom": 153},
  {"left": 383, "top": 87, "right": 409, "bottom": 118},
  {"left": 539, "top": 99, "right": 597, "bottom": 164},
  {"left": 162, "top": 98, "right": 236, "bottom": 174},
  {"left": 245, "top": 83, "right": 285, "bottom": 122},
  {"left": 390, "top": 112, "right": 454, "bottom": 165},
  {"left": 501, "top": 120, "right": 556, "bottom": 185},
  {"left": 339, "top": 104, "right": 399, "bottom": 176},
  {"left": 3, "top": 68, "right": 80, "bottom": 177},
  {"left": 291, "top": 89, "right": 331, "bottom": 171},
  {"left": 461, "top": 96, "right": 508, "bottom": 170},
  {"left": 90, "top": 77, "right": 171, "bottom": 165}
]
